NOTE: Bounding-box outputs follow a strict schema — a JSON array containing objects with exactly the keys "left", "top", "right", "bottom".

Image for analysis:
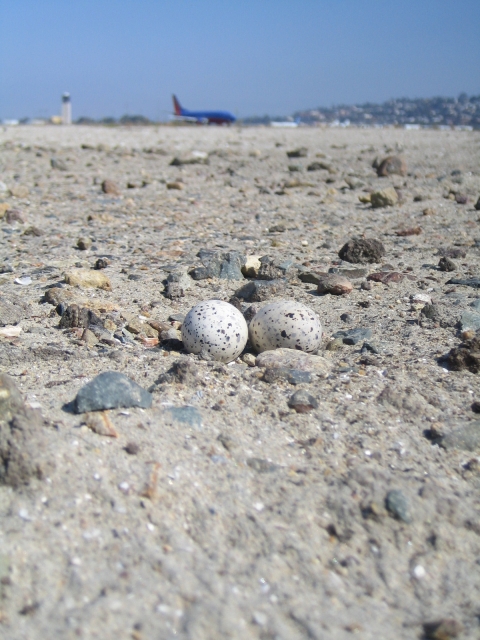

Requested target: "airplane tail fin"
[{"left": 172, "top": 95, "right": 183, "bottom": 116}]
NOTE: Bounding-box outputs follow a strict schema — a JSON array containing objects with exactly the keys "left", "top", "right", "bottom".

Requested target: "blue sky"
[{"left": 1, "top": 0, "right": 479, "bottom": 120}]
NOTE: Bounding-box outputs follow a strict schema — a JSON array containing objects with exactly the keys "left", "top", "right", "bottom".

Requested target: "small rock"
[
  {"left": 14, "top": 276, "right": 32, "bottom": 286},
  {"left": 101, "top": 179, "right": 120, "bottom": 195},
  {"left": 370, "top": 187, "right": 398, "bottom": 208},
  {"left": 445, "top": 337, "right": 480, "bottom": 373},
  {"left": 385, "top": 489, "right": 412, "bottom": 523},
  {"left": 437, "top": 247, "right": 466, "bottom": 259},
  {"left": 412, "top": 293, "right": 432, "bottom": 305},
  {"left": 376, "top": 155, "right": 407, "bottom": 177},
  {"left": 59, "top": 304, "right": 101, "bottom": 329},
  {"left": 164, "top": 281, "right": 184, "bottom": 300},
  {"left": 286, "top": 147, "right": 308, "bottom": 158},
  {"left": 23, "top": 226, "right": 43, "bottom": 237},
  {"left": 446, "top": 277, "right": 480, "bottom": 289},
  {"left": 288, "top": 389, "right": 318, "bottom": 413},
  {"left": 234, "top": 279, "right": 285, "bottom": 302},
  {"left": 326, "top": 338, "right": 344, "bottom": 351},
  {"left": 51, "top": 157, "right": 67, "bottom": 171},
  {"left": 256, "top": 348, "right": 331, "bottom": 375},
  {"left": 124, "top": 442, "right": 140, "bottom": 455},
  {"left": 241, "top": 255, "right": 262, "bottom": 278},
  {"left": 368, "top": 271, "right": 405, "bottom": 284},
  {"left": 438, "top": 257, "right": 456, "bottom": 272},
  {"left": 166, "top": 181, "right": 183, "bottom": 190},
  {"left": 170, "top": 155, "right": 208, "bottom": 166},
  {"left": 247, "top": 458, "right": 279, "bottom": 473},
  {"left": 257, "top": 256, "right": 297, "bottom": 280},
  {"left": 317, "top": 274, "right": 353, "bottom": 295},
  {"left": 126, "top": 317, "right": 158, "bottom": 338},
  {"left": 81, "top": 328, "right": 99, "bottom": 347},
  {"left": 263, "top": 368, "right": 312, "bottom": 385},
  {"left": 242, "top": 353, "right": 256, "bottom": 367},
  {"left": 474, "top": 196, "right": 480, "bottom": 211},
  {"left": 5, "top": 209, "right": 25, "bottom": 224},
  {"left": 298, "top": 270, "right": 328, "bottom": 285},
  {"left": 94, "top": 257, "right": 109, "bottom": 270},
  {"left": 64, "top": 268, "right": 111, "bottom": 290},
  {"left": 84, "top": 411, "right": 118, "bottom": 437},
  {"left": 74, "top": 372, "right": 152, "bottom": 413},
  {"left": 421, "top": 304, "right": 440, "bottom": 321},
  {"left": 338, "top": 238, "right": 385, "bottom": 264},
  {"left": 454, "top": 193, "right": 468, "bottom": 204},
  {"left": 441, "top": 422, "right": 480, "bottom": 452},
  {"left": 396, "top": 226, "right": 422, "bottom": 236},
  {"left": 423, "top": 207, "right": 436, "bottom": 216},
  {"left": 0, "top": 297, "right": 31, "bottom": 326},
  {"left": 307, "top": 161, "right": 336, "bottom": 173},
  {"left": 333, "top": 327, "right": 372, "bottom": 345},
  {"left": 460, "top": 311, "right": 480, "bottom": 331},
  {"left": 423, "top": 619, "right": 463, "bottom": 640},
  {"left": 330, "top": 267, "right": 368, "bottom": 279},
  {"left": 77, "top": 237, "right": 92, "bottom": 250},
  {"left": 164, "top": 406, "right": 203, "bottom": 429}
]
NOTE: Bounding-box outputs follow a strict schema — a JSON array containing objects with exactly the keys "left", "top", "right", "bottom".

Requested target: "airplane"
[{"left": 172, "top": 95, "right": 236, "bottom": 125}]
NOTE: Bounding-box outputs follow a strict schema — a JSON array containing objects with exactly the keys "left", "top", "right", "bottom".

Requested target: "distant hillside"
[{"left": 244, "top": 94, "right": 480, "bottom": 128}]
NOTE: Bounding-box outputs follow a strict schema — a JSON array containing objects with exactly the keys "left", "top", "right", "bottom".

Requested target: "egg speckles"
[
  {"left": 249, "top": 300, "right": 322, "bottom": 354},
  {"left": 182, "top": 300, "right": 248, "bottom": 363}
]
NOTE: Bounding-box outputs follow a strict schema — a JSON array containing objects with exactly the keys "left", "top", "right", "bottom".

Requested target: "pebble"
[
  {"left": 94, "top": 257, "right": 109, "bottom": 270},
  {"left": 234, "top": 279, "right": 285, "bottom": 302},
  {"left": 181, "top": 300, "right": 248, "bottom": 363},
  {"left": 333, "top": 327, "right": 372, "bottom": 345},
  {"left": 316, "top": 274, "right": 353, "bottom": 296},
  {"left": 376, "top": 155, "right": 407, "bottom": 177},
  {"left": 77, "top": 237, "right": 92, "bottom": 250},
  {"left": 64, "top": 268, "right": 112, "bottom": 290},
  {"left": 249, "top": 300, "right": 322, "bottom": 353},
  {"left": 440, "top": 422, "right": 480, "bottom": 452},
  {"left": 101, "top": 179, "right": 120, "bottom": 195},
  {"left": 438, "top": 257, "right": 456, "bottom": 272},
  {"left": 460, "top": 311, "right": 480, "bottom": 331},
  {"left": 263, "top": 367, "right": 312, "bottom": 385},
  {"left": 257, "top": 256, "right": 297, "bottom": 281},
  {"left": 0, "top": 297, "right": 31, "bottom": 326},
  {"left": 241, "top": 255, "right": 262, "bottom": 278},
  {"left": 84, "top": 411, "right": 118, "bottom": 437},
  {"left": 385, "top": 489, "right": 412, "bottom": 523},
  {"left": 370, "top": 187, "right": 399, "bottom": 208},
  {"left": 51, "top": 157, "right": 67, "bottom": 171},
  {"left": 193, "top": 249, "right": 245, "bottom": 281},
  {"left": 256, "top": 348, "right": 331, "bottom": 375},
  {"left": 247, "top": 458, "right": 279, "bottom": 473},
  {"left": 423, "top": 619, "right": 463, "bottom": 640},
  {"left": 81, "top": 329, "right": 99, "bottom": 347},
  {"left": 368, "top": 271, "right": 404, "bottom": 284},
  {"left": 74, "top": 372, "right": 152, "bottom": 413},
  {"left": 165, "top": 406, "right": 203, "bottom": 429},
  {"left": 411, "top": 293, "right": 432, "bottom": 305},
  {"left": 286, "top": 147, "right": 308, "bottom": 158},
  {"left": 446, "top": 277, "right": 480, "bottom": 289},
  {"left": 470, "top": 299, "right": 480, "bottom": 311},
  {"left": 298, "top": 270, "right": 328, "bottom": 285},
  {"left": 421, "top": 304, "right": 440, "bottom": 321},
  {"left": 5, "top": 209, "right": 25, "bottom": 224},
  {"left": 475, "top": 196, "right": 480, "bottom": 211},
  {"left": 288, "top": 389, "right": 318, "bottom": 413},
  {"left": 338, "top": 238, "right": 385, "bottom": 264},
  {"left": 14, "top": 276, "right": 32, "bottom": 286}
]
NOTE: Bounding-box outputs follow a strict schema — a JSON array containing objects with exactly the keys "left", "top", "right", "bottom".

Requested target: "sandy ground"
[{"left": 0, "top": 124, "right": 480, "bottom": 639}]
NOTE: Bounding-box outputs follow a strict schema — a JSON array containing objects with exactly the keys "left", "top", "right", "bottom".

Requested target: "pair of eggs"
[{"left": 181, "top": 299, "right": 322, "bottom": 363}]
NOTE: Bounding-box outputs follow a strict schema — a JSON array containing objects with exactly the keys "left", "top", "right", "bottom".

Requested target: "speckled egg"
[
  {"left": 182, "top": 300, "right": 248, "bottom": 363},
  {"left": 249, "top": 300, "right": 322, "bottom": 354}
]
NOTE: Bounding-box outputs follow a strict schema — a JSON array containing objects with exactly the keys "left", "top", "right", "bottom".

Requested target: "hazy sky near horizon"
[{"left": 1, "top": 0, "right": 479, "bottom": 120}]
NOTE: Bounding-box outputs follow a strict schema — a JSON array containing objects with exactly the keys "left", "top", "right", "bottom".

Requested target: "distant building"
[{"left": 62, "top": 93, "right": 72, "bottom": 125}]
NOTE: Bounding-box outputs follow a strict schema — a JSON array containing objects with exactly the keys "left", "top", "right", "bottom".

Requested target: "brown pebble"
[
  {"left": 438, "top": 256, "right": 456, "bottom": 272},
  {"left": 423, "top": 207, "right": 435, "bottom": 216},
  {"left": 101, "top": 179, "right": 120, "bottom": 195},
  {"left": 423, "top": 618, "right": 463, "bottom": 640},
  {"left": 124, "top": 442, "right": 140, "bottom": 455},
  {"left": 317, "top": 274, "right": 353, "bottom": 295},
  {"left": 85, "top": 412, "right": 118, "bottom": 437},
  {"left": 77, "top": 237, "right": 92, "bottom": 250},
  {"left": 395, "top": 226, "right": 422, "bottom": 236},
  {"left": 455, "top": 193, "right": 468, "bottom": 204}
]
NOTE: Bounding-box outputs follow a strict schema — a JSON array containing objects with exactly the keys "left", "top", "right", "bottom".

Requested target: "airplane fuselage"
[{"left": 172, "top": 95, "right": 235, "bottom": 125}]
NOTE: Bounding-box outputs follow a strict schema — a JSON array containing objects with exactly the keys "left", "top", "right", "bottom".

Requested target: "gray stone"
[
  {"left": 247, "top": 458, "right": 279, "bottom": 473},
  {"left": 286, "top": 147, "right": 308, "bottom": 158},
  {"left": 256, "top": 348, "right": 331, "bottom": 375},
  {"left": 195, "top": 249, "right": 244, "bottom": 281},
  {"left": 460, "top": 311, "right": 480, "bottom": 331},
  {"left": 263, "top": 368, "right": 312, "bottom": 385},
  {"left": 257, "top": 256, "right": 297, "bottom": 280},
  {"left": 385, "top": 490, "right": 412, "bottom": 523},
  {"left": 234, "top": 279, "right": 285, "bottom": 302},
  {"left": 333, "top": 327, "right": 372, "bottom": 345},
  {"left": 51, "top": 157, "right": 67, "bottom": 171},
  {"left": 446, "top": 278, "right": 480, "bottom": 289},
  {"left": 338, "top": 238, "right": 385, "bottom": 264},
  {"left": 288, "top": 390, "right": 318, "bottom": 413},
  {"left": 74, "top": 372, "right": 152, "bottom": 413},
  {"left": 329, "top": 267, "right": 368, "bottom": 279},
  {"left": 298, "top": 270, "right": 328, "bottom": 285},
  {"left": 165, "top": 406, "right": 203, "bottom": 429},
  {"left": 0, "top": 297, "right": 31, "bottom": 326},
  {"left": 441, "top": 422, "right": 480, "bottom": 452},
  {"left": 470, "top": 299, "right": 480, "bottom": 311}
]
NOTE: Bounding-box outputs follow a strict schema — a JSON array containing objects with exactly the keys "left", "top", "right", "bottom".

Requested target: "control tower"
[{"left": 62, "top": 93, "right": 72, "bottom": 125}]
